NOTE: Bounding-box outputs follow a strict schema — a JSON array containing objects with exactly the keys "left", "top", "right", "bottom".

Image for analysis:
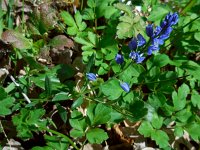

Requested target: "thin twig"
[
  {"left": 0, "top": 120, "right": 12, "bottom": 149},
  {"left": 1, "top": 68, "right": 31, "bottom": 103}
]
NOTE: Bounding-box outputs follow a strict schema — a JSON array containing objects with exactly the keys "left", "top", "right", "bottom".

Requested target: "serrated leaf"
[
  {"left": 114, "top": 3, "right": 133, "bottom": 17},
  {"left": 60, "top": 11, "right": 76, "bottom": 26},
  {"left": 70, "top": 129, "right": 85, "bottom": 138},
  {"left": 86, "top": 128, "right": 108, "bottom": 144},
  {"left": 0, "top": 97, "right": 15, "bottom": 116},
  {"left": 101, "top": 79, "right": 123, "bottom": 100},
  {"left": 87, "top": 103, "right": 111, "bottom": 126},
  {"left": 138, "top": 121, "right": 154, "bottom": 137},
  {"left": 12, "top": 108, "right": 47, "bottom": 139},
  {"left": 174, "top": 126, "right": 184, "bottom": 137},
  {"left": 151, "top": 130, "right": 169, "bottom": 148},
  {"left": 151, "top": 113, "right": 163, "bottom": 129},
  {"left": 88, "top": 32, "right": 97, "bottom": 46},
  {"left": 75, "top": 11, "right": 87, "bottom": 31},
  {"left": 185, "top": 123, "right": 200, "bottom": 141},
  {"left": 180, "top": 61, "right": 200, "bottom": 81},
  {"left": 191, "top": 90, "right": 200, "bottom": 109},
  {"left": 172, "top": 83, "right": 190, "bottom": 111}
]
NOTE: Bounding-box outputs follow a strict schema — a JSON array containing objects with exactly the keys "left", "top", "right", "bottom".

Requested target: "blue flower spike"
[
  {"left": 115, "top": 53, "right": 124, "bottom": 64},
  {"left": 137, "top": 34, "right": 146, "bottom": 47},
  {"left": 120, "top": 82, "right": 130, "bottom": 93},
  {"left": 146, "top": 12, "right": 179, "bottom": 55},
  {"left": 86, "top": 73, "right": 97, "bottom": 81},
  {"left": 128, "top": 38, "right": 137, "bottom": 50},
  {"left": 129, "top": 51, "right": 145, "bottom": 63},
  {"left": 146, "top": 24, "right": 154, "bottom": 38}
]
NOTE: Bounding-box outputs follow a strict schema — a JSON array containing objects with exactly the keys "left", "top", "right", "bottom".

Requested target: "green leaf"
[
  {"left": 70, "top": 129, "right": 85, "bottom": 138},
  {"left": 52, "top": 92, "right": 71, "bottom": 101},
  {"left": 138, "top": 121, "right": 154, "bottom": 137},
  {"left": 12, "top": 108, "right": 47, "bottom": 139},
  {"left": 86, "top": 128, "right": 108, "bottom": 144},
  {"left": 172, "top": 83, "right": 190, "bottom": 111},
  {"left": 75, "top": 11, "right": 87, "bottom": 31},
  {"left": 151, "top": 130, "right": 169, "bottom": 148},
  {"left": 0, "top": 97, "right": 15, "bottom": 116},
  {"left": 191, "top": 90, "right": 200, "bottom": 109},
  {"left": 101, "top": 79, "right": 123, "bottom": 100},
  {"left": 0, "top": 86, "right": 8, "bottom": 99},
  {"left": 148, "top": 92, "right": 166, "bottom": 110},
  {"left": 60, "top": 11, "right": 76, "bottom": 26},
  {"left": 194, "top": 32, "right": 200, "bottom": 42},
  {"left": 87, "top": 103, "right": 111, "bottom": 126},
  {"left": 45, "top": 75, "right": 52, "bottom": 97},
  {"left": 180, "top": 61, "right": 200, "bottom": 81},
  {"left": 69, "top": 110, "right": 87, "bottom": 138},
  {"left": 174, "top": 126, "right": 184, "bottom": 137},
  {"left": 148, "top": 5, "right": 170, "bottom": 21},
  {"left": 114, "top": 3, "right": 133, "bottom": 17},
  {"left": 185, "top": 123, "right": 200, "bottom": 142},
  {"left": 56, "top": 103, "right": 67, "bottom": 123},
  {"left": 71, "top": 97, "right": 84, "bottom": 109},
  {"left": 152, "top": 54, "right": 170, "bottom": 68},
  {"left": 88, "top": 32, "right": 97, "bottom": 46},
  {"left": 85, "top": 53, "right": 95, "bottom": 73},
  {"left": 45, "top": 135, "right": 69, "bottom": 150},
  {"left": 175, "top": 108, "right": 192, "bottom": 123},
  {"left": 151, "top": 113, "right": 163, "bottom": 129}
]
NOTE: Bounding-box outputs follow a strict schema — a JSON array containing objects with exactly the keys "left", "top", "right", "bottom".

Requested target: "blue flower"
[
  {"left": 146, "top": 12, "right": 179, "bottom": 55},
  {"left": 137, "top": 34, "right": 146, "bottom": 47},
  {"left": 115, "top": 53, "right": 124, "bottom": 64},
  {"left": 120, "top": 82, "right": 130, "bottom": 92},
  {"left": 129, "top": 51, "right": 145, "bottom": 63},
  {"left": 128, "top": 38, "right": 137, "bottom": 50},
  {"left": 86, "top": 73, "right": 97, "bottom": 81},
  {"left": 146, "top": 24, "right": 154, "bottom": 37},
  {"left": 164, "top": 12, "right": 179, "bottom": 27}
]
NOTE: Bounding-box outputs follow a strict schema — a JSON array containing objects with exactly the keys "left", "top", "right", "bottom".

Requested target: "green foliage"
[
  {"left": 32, "top": 135, "right": 69, "bottom": 150},
  {"left": 12, "top": 108, "right": 47, "bottom": 139},
  {"left": 1, "top": 0, "right": 200, "bottom": 149},
  {"left": 115, "top": 3, "right": 145, "bottom": 39},
  {"left": 86, "top": 128, "right": 109, "bottom": 144},
  {"left": 61, "top": 11, "right": 87, "bottom": 35}
]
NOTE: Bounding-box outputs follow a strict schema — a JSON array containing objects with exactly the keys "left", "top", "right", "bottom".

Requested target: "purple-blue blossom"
[
  {"left": 115, "top": 53, "right": 124, "bottom": 64},
  {"left": 86, "top": 73, "right": 97, "bottom": 81},
  {"left": 146, "top": 12, "right": 179, "bottom": 55},
  {"left": 120, "top": 82, "right": 130, "bottom": 92},
  {"left": 128, "top": 38, "right": 137, "bottom": 50},
  {"left": 137, "top": 34, "right": 146, "bottom": 47},
  {"left": 146, "top": 24, "right": 154, "bottom": 38},
  {"left": 129, "top": 51, "right": 145, "bottom": 63}
]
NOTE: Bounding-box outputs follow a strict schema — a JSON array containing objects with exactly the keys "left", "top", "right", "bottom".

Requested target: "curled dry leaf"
[
  {"left": 49, "top": 35, "right": 74, "bottom": 50},
  {"left": 1, "top": 30, "right": 32, "bottom": 49}
]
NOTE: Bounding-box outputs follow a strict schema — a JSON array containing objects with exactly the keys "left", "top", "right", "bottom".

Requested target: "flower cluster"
[
  {"left": 147, "top": 12, "right": 179, "bottom": 55},
  {"left": 88, "top": 13, "right": 178, "bottom": 93}
]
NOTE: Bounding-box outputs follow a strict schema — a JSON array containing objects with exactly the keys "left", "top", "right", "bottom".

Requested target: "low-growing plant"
[{"left": 0, "top": 0, "right": 200, "bottom": 149}]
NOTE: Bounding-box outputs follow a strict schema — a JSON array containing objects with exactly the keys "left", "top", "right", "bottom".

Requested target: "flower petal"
[
  {"left": 86, "top": 73, "right": 97, "bottom": 81},
  {"left": 120, "top": 82, "right": 130, "bottom": 92},
  {"left": 115, "top": 53, "right": 124, "bottom": 64}
]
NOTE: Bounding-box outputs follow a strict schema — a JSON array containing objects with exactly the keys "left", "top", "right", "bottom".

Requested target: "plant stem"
[
  {"left": 38, "top": 126, "right": 79, "bottom": 150},
  {"left": 181, "top": 0, "right": 197, "bottom": 15}
]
